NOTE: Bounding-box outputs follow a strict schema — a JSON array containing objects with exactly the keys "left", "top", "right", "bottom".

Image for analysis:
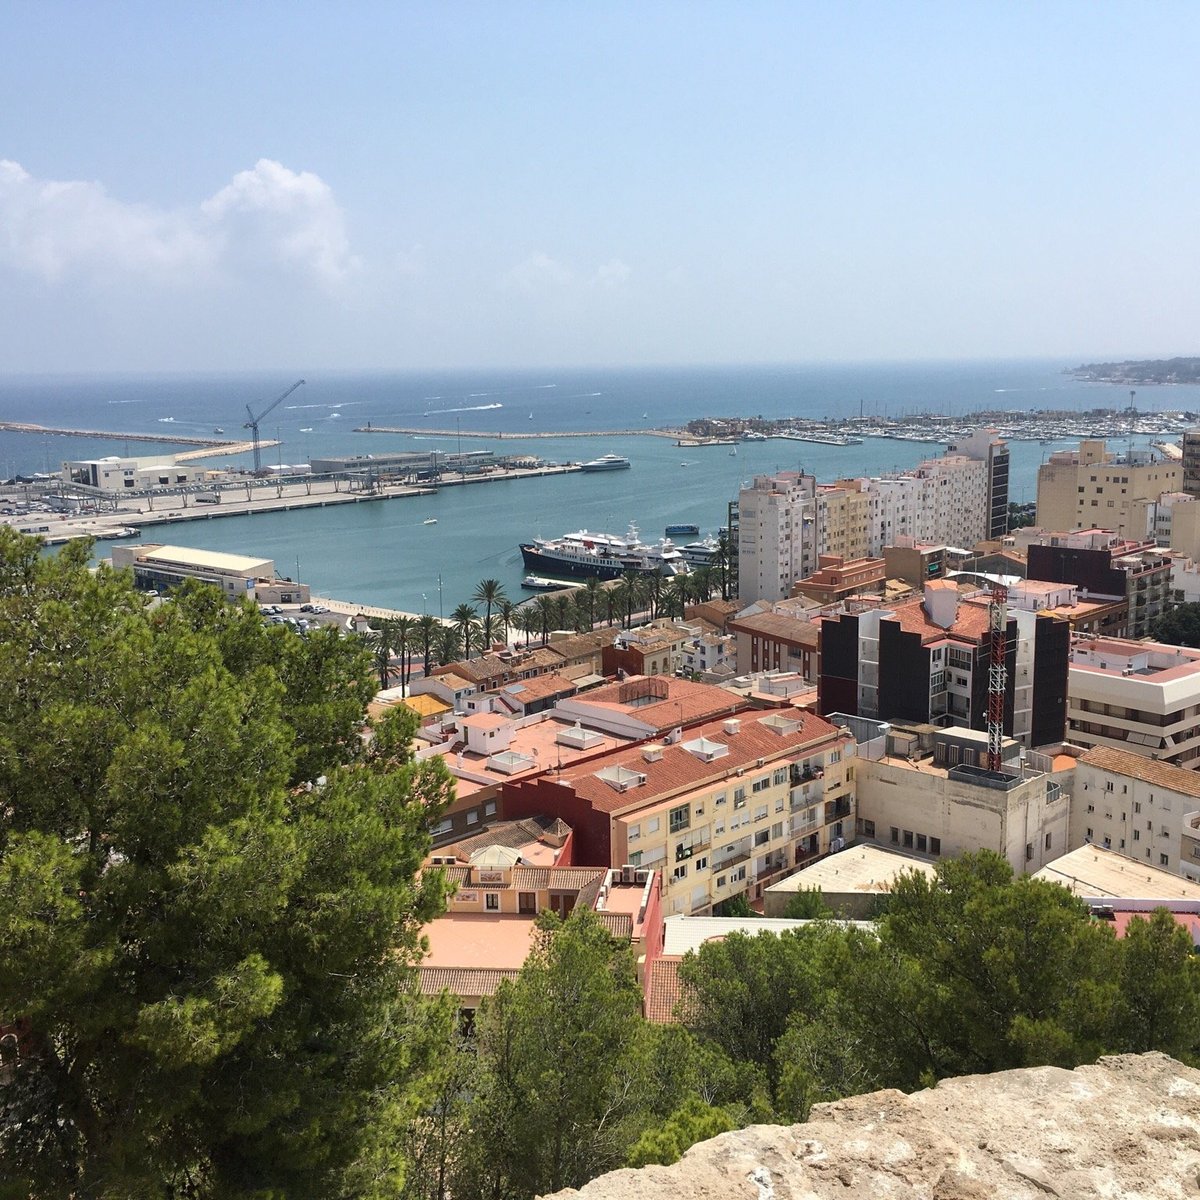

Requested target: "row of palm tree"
[{"left": 361, "top": 564, "right": 725, "bottom": 690}]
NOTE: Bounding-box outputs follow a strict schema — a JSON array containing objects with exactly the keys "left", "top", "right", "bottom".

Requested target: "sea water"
[{"left": 1, "top": 361, "right": 1190, "bottom": 614}]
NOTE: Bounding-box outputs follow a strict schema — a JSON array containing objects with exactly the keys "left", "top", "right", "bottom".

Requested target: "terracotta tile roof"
[
  {"left": 547, "top": 630, "right": 615, "bottom": 661},
  {"left": 887, "top": 595, "right": 992, "bottom": 643},
  {"left": 598, "top": 912, "right": 634, "bottom": 939},
  {"left": 568, "top": 676, "right": 747, "bottom": 733},
  {"left": 1079, "top": 746, "right": 1200, "bottom": 799},
  {"left": 645, "top": 956, "right": 697, "bottom": 1023},
  {"left": 497, "top": 672, "right": 577, "bottom": 704},
  {"left": 461, "top": 711, "right": 510, "bottom": 730},
  {"left": 728, "top": 611, "right": 820, "bottom": 647},
  {"left": 509, "top": 865, "right": 608, "bottom": 892},
  {"left": 553, "top": 710, "right": 844, "bottom": 816},
  {"left": 418, "top": 966, "right": 520, "bottom": 998}
]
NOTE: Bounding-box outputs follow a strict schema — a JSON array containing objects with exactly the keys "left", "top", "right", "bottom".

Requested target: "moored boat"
[
  {"left": 520, "top": 522, "right": 689, "bottom": 579},
  {"left": 580, "top": 453, "right": 631, "bottom": 472},
  {"left": 665, "top": 523, "right": 700, "bottom": 536}
]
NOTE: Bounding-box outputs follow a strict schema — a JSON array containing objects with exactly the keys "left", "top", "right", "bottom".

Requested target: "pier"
[
  {"left": 0, "top": 420, "right": 277, "bottom": 459},
  {"left": 354, "top": 424, "right": 679, "bottom": 440}
]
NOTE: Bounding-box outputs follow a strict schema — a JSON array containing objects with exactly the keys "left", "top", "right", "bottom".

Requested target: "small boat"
[
  {"left": 729, "top": 447, "right": 738, "bottom": 456},
  {"left": 665, "top": 523, "right": 700, "bottom": 536},
  {"left": 422, "top": 518, "right": 438, "bottom": 525},
  {"left": 213, "top": 426, "right": 225, "bottom": 435},
  {"left": 299, "top": 426, "right": 313, "bottom": 432},
  {"left": 522, "top": 574, "right": 583, "bottom": 591}
]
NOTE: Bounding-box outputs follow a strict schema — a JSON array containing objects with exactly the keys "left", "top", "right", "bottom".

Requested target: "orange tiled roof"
[
  {"left": 418, "top": 966, "right": 520, "bottom": 998},
  {"left": 645, "top": 956, "right": 696, "bottom": 1023},
  {"left": 1080, "top": 746, "right": 1200, "bottom": 800},
  {"left": 728, "top": 611, "right": 820, "bottom": 647},
  {"left": 550, "top": 709, "right": 843, "bottom": 816}
]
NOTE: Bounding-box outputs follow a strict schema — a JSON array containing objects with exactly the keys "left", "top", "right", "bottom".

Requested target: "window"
[
  {"left": 715, "top": 793, "right": 727, "bottom": 807},
  {"left": 754, "top": 805, "right": 768, "bottom": 822},
  {"left": 485, "top": 893, "right": 500, "bottom": 911},
  {"left": 1045, "top": 832, "right": 1052, "bottom": 850},
  {"left": 903, "top": 830, "right": 914, "bottom": 849},
  {"left": 1161, "top": 854, "right": 1171, "bottom": 867},
  {"left": 917, "top": 834, "right": 927, "bottom": 852},
  {"left": 1134, "top": 802, "right": 1141, "bottom": 814},
  {"left": 433, "top": 818, "right": 453, "bottom": 837},
  {"left": 754, "top": 829, "right": 769, "bottom": 847},
  {"left": 775, "top": 797, "right": 785, "bottom": 813},
  {"left": 672, "top": 863, "right": 688, "bottom": 881},
  {"left": 773, "top": 768, "right": 788, "bottom": 786},
  {"left": 891, "top": 826, "right": 900, "bottom": 844},
  {"left": 752, "top": 776, "right": 771, "bottom": 794},
  {"left": 628, "top": 824, "right": 640, "bottom": 842},
  {"left": 668, "top": 805, "right": 690, "bottom": 834},
  {"left": 857, "top": 818, "right": 876, "bottom": 837},
  {"left": 1134, "top": 829, "right": 1140, "bottom": 841},
  {"left": 930, "top": 837, "right": 941, "bottom": 855},
  {"left": 646, "top": 816, "right": 660, "bottom": 834},
  {"left": 484, "top": 800, "right": 497, "bottom": 817},
  {"left": 695, "top": 856, "right": 708, "bottom": 871},
  {"left": 771, "top": 822, "right": 783, "bottom": 840},
  {"left": 466, "top": 810, "right": 479, "bottom": 826},
  {"left": 714, "top": 819, "right": 725, "bottom": 835},
  {"left": 1025, "top": 842, "right": 1033, "bottom": 862},
  {"left": 734, "top": 788, "right": 746, "bottom": 808}
]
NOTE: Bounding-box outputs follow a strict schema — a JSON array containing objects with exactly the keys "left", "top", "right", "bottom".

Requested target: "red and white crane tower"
[{"left": 986, "top": 580, "right": 1009, "bottom": 772}]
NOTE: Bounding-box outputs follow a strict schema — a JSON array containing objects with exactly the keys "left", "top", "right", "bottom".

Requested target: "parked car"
[{"left": 300, "top": 603, "right": 314, "bottom": 613}]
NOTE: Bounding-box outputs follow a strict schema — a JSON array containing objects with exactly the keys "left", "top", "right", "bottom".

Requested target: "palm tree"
[
  {"left": 616, "top": 571, "right": 643, "bottom": 629},
  {"left": 581, "top": 578, "right": 603, "bottom": 630},
  {"left": 497, "top": 598, "right": 516, "bottom": 646},
  {"left": 514, "top": 604, "right": 539, "bottom": 647},
  {"left": 715, "top": 529, "right": 732, "bottom": 601},
  {"left": 472, "top": 579, "right": 508, "bottom": 646},
  {"left": 435, "top": 624, "right": 460, "bottom": 666},
  {"left": 663, "top": 578, "right": 689, "bottom": 621},
  {"left": 364, "top": 619, "right": 393, "bottom": 690},
  {"left": 534, "top": 595, "right": 555, "bottom": 645},
  {"left": 392, "top": 615, "right": 415, "bottom": 696},
  {"left": 644, "top": 572, "right": 664, "bottom": 620},
  {"left": 451, "top": 602, "right": 480, "bottom": 660},
  {"left": 690, "top": 566, "right": 716, "bottom": 603},
  {"left": 418, "top": 613, "right": 440, "bottom": 676}
]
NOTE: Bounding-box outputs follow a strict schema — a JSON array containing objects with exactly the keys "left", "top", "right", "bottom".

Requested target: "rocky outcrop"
[{"left": 544, "top": 1053, "right": 1200, "bottom": 1199}]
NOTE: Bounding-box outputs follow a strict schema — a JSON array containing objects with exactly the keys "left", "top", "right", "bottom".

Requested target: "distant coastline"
[{"left": 1069, "top": 357, "right": 1200, "bottom": 385}]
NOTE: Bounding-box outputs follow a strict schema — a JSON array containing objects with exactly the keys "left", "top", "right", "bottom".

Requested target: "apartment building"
[
  {"left": 1182, "top": 429, "right": 1200, "bottom": 498},
  {"left": 736, "top": 471, "right": 818, "bottom": 603},
  {"left": 1068, "top": 637, "right": 1200, "bottom": 769},
  {"left": 1035, "top": 439, "right": 1179, "bottom": 537},
  {"left": 846, "top": 721, "right": 1068, "bottom": 875},
  {"left": 791, "top": 554, "right": 886, "bottom": 605},
  {"left": 1144, "top": 491, "right": 1200, "bottom": 560},
  {"left": 818, "top": 580, "right": 1070, "bottom": 748},
  {"left": 952, "top": 427, "right": 1011, "bottom": 540},
  {"left": 727, "top": 603, "right": 821, "bottom": 681},
  {"left": 503, "top": 708, "right": 855, "bottom": 916},
  {"left": 817, "top": 481, "right": 874, "bottom": 561},
  {"left": 1071, "top": 745, "right": 1200, "bottom": 875},
  {"left": 1023, "top": 528, "right": 1171, "bottom": 638},
  {"left": 602, "top": 621, "right": 688, "bottom": 678}
]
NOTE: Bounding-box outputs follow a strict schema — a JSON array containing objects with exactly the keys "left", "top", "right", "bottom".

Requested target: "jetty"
[
  {"left": 0, "top": 420, "right": 277, "bottom": 459},
  {"left": 354, "top": 424, "right": 678, "bottom": 440}
]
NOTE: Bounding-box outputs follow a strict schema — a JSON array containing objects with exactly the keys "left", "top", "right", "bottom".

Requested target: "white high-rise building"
[{"left": 737, "top": 472, "right": 818, "bottom": 603}]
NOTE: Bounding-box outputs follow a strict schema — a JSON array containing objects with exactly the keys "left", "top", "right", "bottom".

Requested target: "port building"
[{"left": 110, "top": 543, "right": 309, "bottom": 604}]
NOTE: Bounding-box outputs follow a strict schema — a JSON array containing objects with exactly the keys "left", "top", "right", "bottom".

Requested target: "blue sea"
[{"left": 2, "top": 360, "right": 1193, "bottom": 615}]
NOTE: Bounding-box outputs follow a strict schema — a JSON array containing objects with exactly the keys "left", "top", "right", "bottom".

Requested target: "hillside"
[
  {"left": 1070, "top": 357, "right": 1200, "bottom": 384},
  {"left": 544, "top": 1052, "right": 1200, "bottom": 1199}
]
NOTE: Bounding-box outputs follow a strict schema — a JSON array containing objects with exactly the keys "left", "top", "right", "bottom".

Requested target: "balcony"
[
  {"left": 824, "top": 799, "right": 852, "bottom": 823},
  {"left": 790, "top": 781, "right": 824, "bottom": 807},
  {"left": 712, "top": 848, "right": 751, "bottom": 871}
]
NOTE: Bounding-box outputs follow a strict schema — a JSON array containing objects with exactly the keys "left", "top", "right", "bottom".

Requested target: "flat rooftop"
[
  {"left": 420, "top": 913, "right": 539, "bottom": 971},
  {"left": 661, "top": 914, "right": 872, "bottom": 957},
  {"left": 128, "top": 543, "right": 273, "bottom": 574},
  {"left": 1034, "top": 846, "right": 1200, "bottom": 901},
  {"left": 765, "top": 844, "right": 938, "bottom": 896}
]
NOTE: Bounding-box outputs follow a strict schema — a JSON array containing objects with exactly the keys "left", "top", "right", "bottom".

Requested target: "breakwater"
[{"left": 354, "top": 424, "right": 678, "bottom": 439}]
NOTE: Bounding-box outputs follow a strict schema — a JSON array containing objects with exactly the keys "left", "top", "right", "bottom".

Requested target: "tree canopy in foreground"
[{"left": 0, "top": 530, "right": 454, "bottom": 1198}]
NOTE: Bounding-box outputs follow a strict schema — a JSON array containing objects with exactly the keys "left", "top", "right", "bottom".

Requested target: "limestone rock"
[{"left": 543, "top": 1053, "right": 1200, "bottom": 1199}]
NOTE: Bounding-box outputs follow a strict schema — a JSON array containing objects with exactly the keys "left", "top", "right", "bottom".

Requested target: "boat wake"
[{"left": 423, "top": 402, "right": 503, "bottom": 415}]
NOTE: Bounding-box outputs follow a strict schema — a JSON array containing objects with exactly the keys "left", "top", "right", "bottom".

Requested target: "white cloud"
[
  {"left": 502, "top": 251, "right": 575, "bottom": 294},
  {"left": 594, "top": 258, "right": 631, "bottom": 288},
  {"left": 0, "top": 158, "right": 355, "bottom": 287}
]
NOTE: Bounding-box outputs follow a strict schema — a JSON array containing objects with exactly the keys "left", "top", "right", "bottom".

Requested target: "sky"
[{"left": 1, "top": 1, "right": 1199, "bottom": 373}]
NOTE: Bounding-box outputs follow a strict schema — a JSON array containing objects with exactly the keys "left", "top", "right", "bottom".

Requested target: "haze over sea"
[{"left": 5, "top": 359, "right": 1193, "bottom": 616}]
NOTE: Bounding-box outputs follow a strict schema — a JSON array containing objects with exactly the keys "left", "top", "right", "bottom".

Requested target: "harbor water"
[{"left": 1, "top": 361, "right": 1188, "bottom": 615}]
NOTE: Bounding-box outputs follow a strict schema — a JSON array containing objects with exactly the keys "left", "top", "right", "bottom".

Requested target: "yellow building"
[{"left": 1036, "top": 439, "right": 1179, "bottom": 537}]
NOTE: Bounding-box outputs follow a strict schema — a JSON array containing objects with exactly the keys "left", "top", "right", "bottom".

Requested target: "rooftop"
[
  {"left": 129, "top": 543, "right": 273, "bottom": 574},
  {"left": 1078, "top": 746, "right": 1200, "bottom": 800},
  {"left": 538, "top": 709, "right": 844, "bottom": 816},
  {"left": 765, "top": 845, "right": 938, "bottom": 896},
  {"left": 1034, "top": 846, "right": 1200, "bottom": 901},
  {"left": 421, "top": 913, "right": 540, "bottom": 971}
]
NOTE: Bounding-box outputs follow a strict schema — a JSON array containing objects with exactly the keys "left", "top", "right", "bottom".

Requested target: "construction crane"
[
  {"left": 987, "top": 580, "right": 1009, "bottom": 772},
  {"left": 244, "top": 379, "right": 305, "bottom": 474}
]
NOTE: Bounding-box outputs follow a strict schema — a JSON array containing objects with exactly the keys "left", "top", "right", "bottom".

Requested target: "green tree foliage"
[
  {"left": 625, "top": 1098, "right": 736, "bottom": 1168},
  {"left": 1115, "top": 909, "right": 1200, "bottom": 1057},
  {"left": 1151, "top": 602, "right": 1200, "bottom": 647},
  {"left": 781, "top": 885, "right": 834, "bottom": 919},
  {"left": 453, "top": 907, "right": 646, "bottom": 1199},
  {"left": 0, "top": 530, "right": 455, "bottom": 1198}
]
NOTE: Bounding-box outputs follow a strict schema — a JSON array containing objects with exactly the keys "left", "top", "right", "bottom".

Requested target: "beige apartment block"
[
  {"left": 1072, "top": 745, "right": 1200, "bottom": 877},
  {"left": 1036, "top": 439, "right": 1179, "bottom": 536},
  {"left": 1068, "top": 637, "right": 1200, "bottom": 769},
  {"left": 850, "top": 725, "right": 1068, "bottom": 875}
]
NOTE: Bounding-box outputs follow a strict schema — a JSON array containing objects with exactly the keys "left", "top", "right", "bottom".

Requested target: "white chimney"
[{"left": 923, "top": 582, "right": 958, "bottom": 629}]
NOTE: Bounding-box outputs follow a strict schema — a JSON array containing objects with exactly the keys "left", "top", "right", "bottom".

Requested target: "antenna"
[{"left": 987, "top": 581, "right": 1008, "bottom": 772}]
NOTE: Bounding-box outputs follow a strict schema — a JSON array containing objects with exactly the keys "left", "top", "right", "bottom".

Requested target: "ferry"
[
  {"left": 665, "top": 523, "right": 700, "bottom": 536},
  {"left": 520, "top": 522, "right": 689, "bottom": 580},
  {"left": 580, "top": 453, "right": 631, "bottom": 472}
]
